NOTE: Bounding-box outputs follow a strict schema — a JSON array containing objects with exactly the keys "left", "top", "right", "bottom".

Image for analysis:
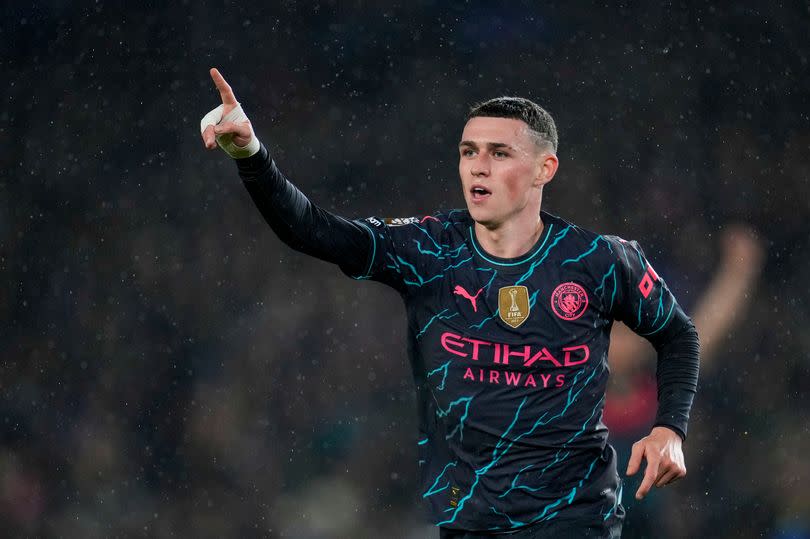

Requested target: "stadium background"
[{"left": 3, "top": 2, "right": 808, "bottom": 537}]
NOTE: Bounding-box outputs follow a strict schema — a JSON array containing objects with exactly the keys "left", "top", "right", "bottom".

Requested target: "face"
[{"left": 458, "top": 116, "right": 557, "bottom": 229}]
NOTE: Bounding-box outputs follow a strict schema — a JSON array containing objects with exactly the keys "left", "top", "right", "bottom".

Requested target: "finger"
[
  {"left": 202, "top": 124, "right": 217, "bottom": 149},
  {"left": 635, "top": 455, "right": 659, "bottom": 500},
  {"left": 655, "top": 465, "right": 685, "bottom": 488},
  {"left": 210, "top": 68, "right": 238, "bottom": 106},
  {"left": 626, "top": 442, "right": 643, "bottom": 476},
  {"left": 654, "top": 469, "right": 675, "bottom": 488},
  {"left": 214, "top": 120, "right": 252, "bottom": 140}
]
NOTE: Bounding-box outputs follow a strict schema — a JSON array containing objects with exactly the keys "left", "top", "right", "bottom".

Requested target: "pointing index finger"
[{"left": 210, "top": 67, "right": 237, "bottom": 105}]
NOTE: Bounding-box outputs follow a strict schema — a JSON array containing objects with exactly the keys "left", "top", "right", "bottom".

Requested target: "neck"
[{"left": 474, "top": 207, "right": 545, "bottom": 259}]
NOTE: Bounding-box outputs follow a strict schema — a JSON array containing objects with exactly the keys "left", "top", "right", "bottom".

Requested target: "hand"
[
  {"left": 626, "top": 426, "right": 686, "bottom": 500},
  {"left": 201, "top": 68, "right": 255, "bottom": 150},
  {"left": 719, "top": 224, "right": 766, "bottom": 278}
]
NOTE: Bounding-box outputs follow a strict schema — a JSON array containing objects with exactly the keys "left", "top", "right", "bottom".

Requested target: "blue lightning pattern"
[
  {"left": 602, "top": 481, "right": 623, "bottom": 521},
  {"left": 651, "top": 290, "right": 665, "bottom": 326},
  {"left": 560, "top": 235, "right": 611, "bottom": 266},
  {"left": 434, "top": 397, "right": 528, "bottom": 525},
  {"left": 409, "top": 216, "right": 474, "bottom": 261},
  {"left": 412, "top": 224, "right": 445, "bottom": 252},
  {"left": 593, "top": 264, "right": 618, "bottom": 311},
  {"left": 477, "top": 267, "right": 499, "bottom": 295},
  {"left": 493, "top": 390, "right": 606, "bottom": 519},
  {"left": 537, "top": 449, "right": 572, "bottom": 477},
  {"left": 390, "top": 254, "right": 474, "bottom": 287},
  {"left": 497, "top": 451, "right": 601, "bottom": 527},
  {"left": 436, "top": 365, "right": 601, "bottom": 526},
  {"left": 522, "top": 453, "right": 602, "bottom": 525},
  {"left": 497, "top": 463, "right": 542, "bottom": 499},
  {"left": 490, "top": 505, "right": 525, "bottom": 528},
  {"left": 427, "top": 360, "right": 451, "bottom": 391},
  {"left": 385, "top": 253, "right": 403, "bottom": 275},
  {"left": 414, "top": 240, "right": 468, "bottom": 259},
  {"left": 436, "top": 396, "right": 474, "bottom": 442},
  {"left": 423, "top": 461, "right": 458, "bottom": 498},
  {"left": 564, "top": 395, "right": 605, "bottom": 445},
  {"left": 638, "top": 301, "right": 675, "bottom": 336},
  {"left": 621, "top": 239, "right": 675, "bottom": 335},
  {"left": 470, "top": 309, "right": 499, "bottom": 330},
  {"left": 377, "top": 216, "right": 473, "bottom": 285},
  {"left": 561, "top": 235, "right": 675, "bottom": 337},
  {"left": 513, "top": 226, "right": 574, "bottom": 286},
  {"left": 416, "top": 309, "right": 459, "bottom": 340},
  {"left": 527, "top": 482, "right": 581, "bottom": 525}
]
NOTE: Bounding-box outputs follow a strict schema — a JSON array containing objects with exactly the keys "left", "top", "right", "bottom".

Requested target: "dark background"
[{"left": 3, "top": 1, "right": 809, "bottom": 537}]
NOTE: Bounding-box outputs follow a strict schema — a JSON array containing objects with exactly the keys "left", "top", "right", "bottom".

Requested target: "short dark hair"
[{"left": 468, "top": 97, "right": 558, "bottom": 153}]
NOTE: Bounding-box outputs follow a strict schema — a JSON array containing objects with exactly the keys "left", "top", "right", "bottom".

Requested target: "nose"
[{"left": 471, "top": 154, "right": 490, "bottom": 177}]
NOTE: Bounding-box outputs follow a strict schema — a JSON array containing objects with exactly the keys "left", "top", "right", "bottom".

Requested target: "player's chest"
[
  {"left": 408, "top": 264, "right": 606, "bottom": 338},
  {"left": 408, "top": 267, "right": 610, "bottom": 394}
]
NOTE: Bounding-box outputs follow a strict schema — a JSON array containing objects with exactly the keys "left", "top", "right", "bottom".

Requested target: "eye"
[
  {"left": 493, "top": 150, "right": 508, "bottom": 158},
  {"left": 461, "top": 148, "right": 475, "bottom": 157}
]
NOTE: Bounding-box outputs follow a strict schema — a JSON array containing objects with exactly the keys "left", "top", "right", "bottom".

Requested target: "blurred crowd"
[{"left": 3, "top": 2, "right": 809, "bottom": 537}]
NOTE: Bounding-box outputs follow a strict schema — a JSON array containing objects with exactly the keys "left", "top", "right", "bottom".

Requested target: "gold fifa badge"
[{"left": 498, "top": 286, "right": 530, "bottom": 328}]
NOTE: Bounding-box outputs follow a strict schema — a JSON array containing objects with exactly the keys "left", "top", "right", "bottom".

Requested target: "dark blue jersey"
[
  {"left": 343, "top": 210, "right": 688, "bottom": 531},
  {"left": 236, "top": 145, "right": 698, "bottom": 534}
]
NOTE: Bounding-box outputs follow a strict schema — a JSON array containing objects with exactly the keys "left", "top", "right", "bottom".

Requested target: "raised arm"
[
  {"left": 689, "top": 225, "right": 765, "bottom": 367},
  {"left": 200, "top": 68, "right": 373, "bottom": 276}
]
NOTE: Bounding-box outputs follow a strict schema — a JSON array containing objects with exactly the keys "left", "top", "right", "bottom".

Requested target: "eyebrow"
[{"left": 458, "top": 141, "right": 513, "bottom": 150}]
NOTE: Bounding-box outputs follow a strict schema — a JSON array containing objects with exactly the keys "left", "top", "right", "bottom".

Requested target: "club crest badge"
[
  {"left": 551, "top": 282, "right": 589, "bottom": 321},
  {"left": 498, "top": 286, "right": 530, "bottom": 328}
]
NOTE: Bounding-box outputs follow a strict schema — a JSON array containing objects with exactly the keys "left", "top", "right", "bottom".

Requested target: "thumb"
[
  {"left": 626, "top": 441, "right": 644, "bottom": 476},
  {"left": 202, "top": 124, "right": 217, "bottom": 149}
]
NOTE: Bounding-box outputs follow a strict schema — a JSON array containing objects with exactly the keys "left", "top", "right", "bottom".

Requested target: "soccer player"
[{"left": 200, "top": 68, "right": 699, "bottom": 538}]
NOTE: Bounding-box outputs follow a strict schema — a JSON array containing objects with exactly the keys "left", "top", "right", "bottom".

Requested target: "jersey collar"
[{"left": 467, "top": 212, "right": 556, "bottom": 274}]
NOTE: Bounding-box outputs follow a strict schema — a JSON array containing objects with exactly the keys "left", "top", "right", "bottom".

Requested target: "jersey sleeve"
[
  {"left": 604, "top": 235, "right": 700, "bottom": 439},
  {"left": 237, "top": 144, "right": 376, "bottom": 277},
  {"left": 237, "top": 145, "right": 449, "bottom": 293},
  {"left": 341, "top": 215, "right": 449, "bottom": 294},
  {"left": 605, "top": 236, "right": 688, "bottom": 340}
]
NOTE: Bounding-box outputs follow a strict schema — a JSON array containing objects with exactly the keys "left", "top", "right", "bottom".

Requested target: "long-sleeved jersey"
[{"left": 237, "top": 145, "right": 699, "bottom": 533}]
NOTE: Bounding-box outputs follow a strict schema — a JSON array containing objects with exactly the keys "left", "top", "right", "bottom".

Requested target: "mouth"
[{"left": 470, "top": 185, "right": 492, "bottom": 202}]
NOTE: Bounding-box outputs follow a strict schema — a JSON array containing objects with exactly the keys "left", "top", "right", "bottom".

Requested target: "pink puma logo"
[
  {"left": 420, "top": 215, "right": 440, "bottom": 223},
  {"left": 454, "top": 285, "right": 484, "bottom": 312}
]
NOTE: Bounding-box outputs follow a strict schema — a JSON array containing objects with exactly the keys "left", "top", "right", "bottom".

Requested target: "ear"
[{"left": 534, "top": 153, "right": 559, "bottom": 187}]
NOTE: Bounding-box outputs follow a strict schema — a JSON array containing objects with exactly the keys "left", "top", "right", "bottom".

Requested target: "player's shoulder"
[
  {"left": 409, "top": 209, "right": 471, "bottom": 233},
  {"left": 371, "top": 209, "right": 471, "bottom": 235},
  {"left": 358, "top": 210, "right": 470, "bottom": 246},
  {"left": 542, "top": 211, "right": 643, "bottom": 262},
  {"left": 542, "top": 210, "right": 604, "bottom": 248}
]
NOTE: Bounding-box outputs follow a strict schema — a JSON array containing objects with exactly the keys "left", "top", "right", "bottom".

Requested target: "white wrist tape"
[{"left": 200, "top": 103, "right": 261, "bottom": 159}]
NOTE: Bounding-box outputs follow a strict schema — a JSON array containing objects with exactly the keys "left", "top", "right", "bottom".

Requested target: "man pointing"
[{"left": 201, "top": 68, "right": 699, "bottom": 538}]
